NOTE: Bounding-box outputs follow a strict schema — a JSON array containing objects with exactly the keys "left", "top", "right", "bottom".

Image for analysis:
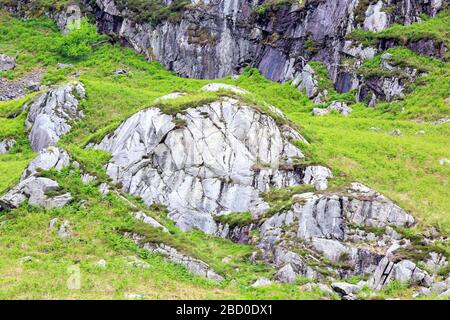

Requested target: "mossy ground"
[{"left": 0, "top": 11, "right": 449, "bottom": 299}]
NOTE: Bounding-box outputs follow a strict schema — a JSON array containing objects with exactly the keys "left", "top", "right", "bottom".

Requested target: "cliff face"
[{"left": 83, "top": 0, "right": 442, "bottom": 84}]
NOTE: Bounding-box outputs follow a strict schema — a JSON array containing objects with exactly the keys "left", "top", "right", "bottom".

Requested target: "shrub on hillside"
[{"left": 57, "top": 18, "right": 105, "bottom": 59}]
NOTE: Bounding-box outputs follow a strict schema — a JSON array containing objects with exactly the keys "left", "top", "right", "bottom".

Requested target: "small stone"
[
  {"left": 389, "top": 129, "right": 403, "bottom": 136},
  {"left": 56, "top": 63, "right": 73, "bottom": 69},
  {"left": 48, "top": 218, "right": 58, "bottom": 229},
  {"left": 27, "top": 82, "right": 40, "bottom": 92},
  {"left": 99, "top": 183, "right": 109, "bottom": 195},
  {"left": 251, "top": 278, "right": 272, "bottom": 288},
  {"left": 18, "top": 256, "right": 32, "bottom": 264},
  {"left": 124, "top": 293, "right": 144, "bottom": 300},
  {"left": 439, "top": 158, "right": 450, "bottom": 166},
  {"left": 58, "top": 220, "right": 71, "bottom": 239},
  {"left": 114, "top": 69, "right": 128, "bottom": 75},
  {"left": 97, "top": 259, "right": 107, "bottom": 268},
  {"left": 415, "top": 130, "right": 426, "bottom": 135}
]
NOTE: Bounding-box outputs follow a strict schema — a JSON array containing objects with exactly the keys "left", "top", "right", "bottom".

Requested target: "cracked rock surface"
[
  {"left": 95, "top": 97, "right": 325, "bottom": 234},
  {"left": 25, "top": 82, "right": 85, "bottom": 152}
]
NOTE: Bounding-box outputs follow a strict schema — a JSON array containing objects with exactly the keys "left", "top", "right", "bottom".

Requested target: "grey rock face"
[
  {"left": 0, "top": 138, "right": 16, "bottom": 154},
  {"left": 256, "top": 182, "right": 414, "bottom": 282},
  {"left": 95, "top": 97, "right": 311, "bottom": 234},
  {"left": 56, "top": 4, "right": 82, "bottom": 34},
  {"left": 25, "top": 82, "right": 85, "bottom": 152},
  {"left": 302, "top": 166, "right": 333, "bottom": 191},
  {"left": 83, "top": 0, "right": 435, "bottom": 84},
  {"left": 0, "top": 54, "right": 16, "bottom": 72}
]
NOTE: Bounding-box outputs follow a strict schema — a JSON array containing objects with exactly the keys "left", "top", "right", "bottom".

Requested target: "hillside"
[{"left": 0, "top": 0, "right": 449, "bottom": 300}]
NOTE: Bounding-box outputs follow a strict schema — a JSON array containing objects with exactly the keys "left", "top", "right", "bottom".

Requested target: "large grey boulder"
[
  {"left": 25, "top": 82, "right": 85, "bottom": 152},
  {"left": 0, "top": 54, "right": 16, "bottom": 72},
  {"left": 0, "top": 147, "right": 72, "bottom": 211},
  {"left": 21, "top": 147, "right": 70, "bottom": 180},
  {"left": 95, "top": 97, "right": 310, "bottom": 234},
  {"left": 0, "top": 176, "right": 72, "bottom": 210}
]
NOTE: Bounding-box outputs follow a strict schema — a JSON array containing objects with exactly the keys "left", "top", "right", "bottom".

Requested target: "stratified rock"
[
  {"left": 0, "top": 54, "right": 16, "bottom": 72},
  {"left": 95, "top": 98, "right": 309, "bottom": 234},
  {"left": 0, "top": 138, "right": 16, "bottom": 154},
  {"left": 25, "top": 82, "right": 85, "bottom": 152},
  {"left": 0, "top": 147, "right": 72, "bottom": 211}
]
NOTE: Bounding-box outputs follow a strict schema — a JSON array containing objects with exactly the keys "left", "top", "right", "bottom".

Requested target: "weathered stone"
[
  {"left": 25, "top": 82, "right": 85, "bottom": 152},
  {"left": 302, "top": 166, "right": 333, "bottom": 191},
  {"left": 275, "top": 264, "right": 297, "bottom": 283},
  {"left": 21, "top": 147, "right": 70, "bottom": 180},
  {"left": 95, "top": 98, "right": 305, "bottom": 234},
  {"left": 58, "top": 220, "right": 72, "bottom": 239},
  {"left": 0, "top": 54, "right": 16, "bottom": 72},
  {"left": 331, "top": 282, "right": 360, "bottom": 296},
  {"left": 0, "top": 138, "right": 16, "bottom": 154},
  {"left": 97, "top": 259, "right": 107, "bottom": 268},
  {"left": 0, "top": 176, "right": 72, "bottom": 210}
]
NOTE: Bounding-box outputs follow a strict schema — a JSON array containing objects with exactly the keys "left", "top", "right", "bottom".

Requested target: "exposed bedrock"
[
  {"left": 80, "top": 0, "right": 441, "bottom": 83},
  {"left": 0, "top": 147, "right": 72, "bottom": 211},
  {"left": 94, "top": 97, "right": 332, "bottom": 234},
  {"left": 253, "top": 183, "right": 417, "bottom": 283},
  {"left": 24, "top": 82, "right": 85, "bottom": 152}
]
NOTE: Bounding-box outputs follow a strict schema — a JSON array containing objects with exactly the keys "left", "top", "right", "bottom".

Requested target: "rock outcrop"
[
  {"left": 81, "top": 0, "right": 440, "bottom": 83},
  {"left": 125, "top": 232, "right": 224, "bottom": 281},
  {"left": 94, "top": 96, "right": 325, "bottom": 234},
  {"left": 0, "top": 147, "right": 72, "bottom": 211},
  {"left": 254, "top": 183, "right": 416, "bottom": 283},
  {"left": 24, "top": 82, "right": 85, "bottom": 152}
]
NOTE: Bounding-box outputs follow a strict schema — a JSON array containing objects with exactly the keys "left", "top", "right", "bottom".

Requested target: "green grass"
[{"left": 0, "top": 11, "right": 449, "bottom": 299}]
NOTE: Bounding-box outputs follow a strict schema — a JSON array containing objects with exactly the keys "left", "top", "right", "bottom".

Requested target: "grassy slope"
[{"left": 0, "top": 12, "right": 449, "bottom": 299}]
